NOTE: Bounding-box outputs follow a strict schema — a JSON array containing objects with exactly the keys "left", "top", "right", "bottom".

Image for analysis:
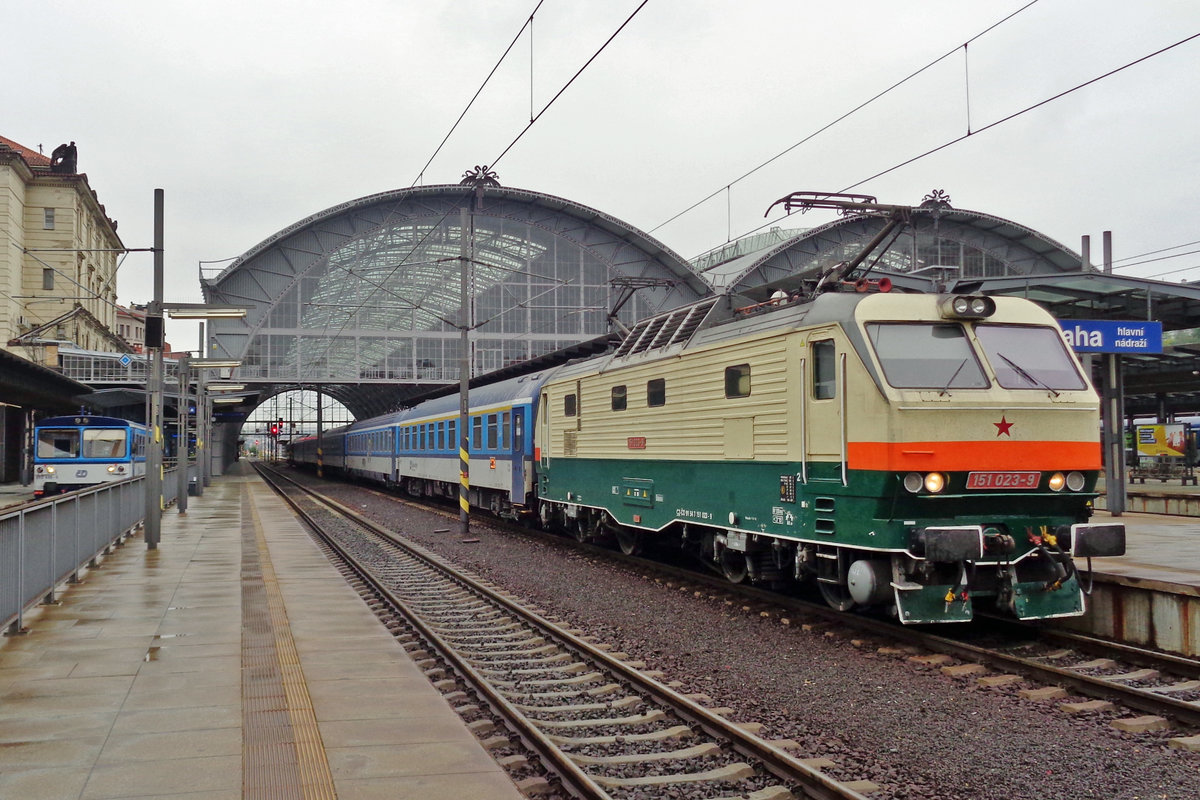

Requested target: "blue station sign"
[{"left": 1059, "top": 319, "right": 1163, "bottom": 354}]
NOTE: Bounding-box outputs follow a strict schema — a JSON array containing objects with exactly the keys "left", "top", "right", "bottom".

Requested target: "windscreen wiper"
[
  {"left": 939, "top": 358, "right": 967, "bottom": 397},
  {"left": 997, "top": 353, "right": 1059, "bottom": 397}
]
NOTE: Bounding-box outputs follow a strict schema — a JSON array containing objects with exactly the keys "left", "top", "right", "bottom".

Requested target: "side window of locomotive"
[
  {"left": 611, "top": 385, "right": 627, "bottom": 411},
  {"left": 724, "top": 364, "right": 751, "bottom": 398},
  {"left": 973, "top": 325, "right": 1087, "bottom": 390},
  {"left": 564, "top": 393, "right": 577, "bottom": 417},
  {"left": 647, "top": 378, "right": 666, "bottom": 407},
  {"left": 811, "top": 340, "right": 837, "bottom": 399},
  {"left": 865, "top": 323, "right": 988, "bottom": 390}
]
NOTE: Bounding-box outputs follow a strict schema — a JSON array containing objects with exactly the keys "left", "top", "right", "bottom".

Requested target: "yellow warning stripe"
[{"left": 248, "top": 490, "right": 338, "bottom": 800}]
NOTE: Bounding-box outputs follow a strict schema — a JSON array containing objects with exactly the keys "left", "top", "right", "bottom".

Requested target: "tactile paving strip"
[{"left": 241, "top": 490, "right": 337, "bottom": 799}]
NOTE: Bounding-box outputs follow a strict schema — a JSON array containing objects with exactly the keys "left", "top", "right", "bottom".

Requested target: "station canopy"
[{"left": 202, "top": 183, "right": 709, "bottom": 419}]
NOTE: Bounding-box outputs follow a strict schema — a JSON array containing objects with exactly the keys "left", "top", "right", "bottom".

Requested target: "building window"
[
  {"left": 43, "top": 269, "right": 54, "bottom": 290},
  {"left": 647, "top": 378, "right": 666, "bottom": 407},
  {"left": 725, "top": 364, "right": 751, "bottom": 398},
  {"left": 43, "top": 208, "right": 55, "bottom": 230},
  {"left": 611, "top": 385, "right": 627, "bottom": 411}
]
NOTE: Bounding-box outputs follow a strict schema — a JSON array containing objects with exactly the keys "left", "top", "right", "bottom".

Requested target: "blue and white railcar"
[
  {"left": 289, "top": 370, "right": 555, "bottom": 518},
  {"left": 33, "top": 415, "right": 148, "bottom": 497},
  {"left": 392, "top": 371, "right": 553, "bottom": 516}
]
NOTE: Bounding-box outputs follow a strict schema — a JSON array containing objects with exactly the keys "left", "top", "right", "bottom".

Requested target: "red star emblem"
[{"left": 994, "top": 415, "right": 1014, "bottom": 437}]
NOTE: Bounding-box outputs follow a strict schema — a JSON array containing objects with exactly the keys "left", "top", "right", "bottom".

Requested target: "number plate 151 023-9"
[{"left": 966, "top": 471, "right": 1040, "bottom": 490}]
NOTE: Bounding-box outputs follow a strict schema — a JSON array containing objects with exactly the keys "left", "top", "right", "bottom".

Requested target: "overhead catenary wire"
[
  {"left": 650, "top": 1, "right": 1042, "bottom": 236},
  {"left": 700, "top": 28, "right": 1200, "bottom": 262},
  {"left": 489, "top": 0, "right": 652, "bottom": 172},
  {"left": 300, "top": 1, "right": 651, "bottom": 383},
  {"left": 413, "top": 0, "right": 547, "bottom": 187}
]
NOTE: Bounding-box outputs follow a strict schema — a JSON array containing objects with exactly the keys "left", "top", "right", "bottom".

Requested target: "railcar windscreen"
[
  {"left": 37, "top": 429, "right": 79, "bottom": 459},
  {"left": 83, "top": 428, "right": 128, "bottom": 458},
  {"left": 974, "top": 325, "right": 1087, "bottom": 390},
  {"left": 866, "top": 323, "right": 988, "bottom": 389}
]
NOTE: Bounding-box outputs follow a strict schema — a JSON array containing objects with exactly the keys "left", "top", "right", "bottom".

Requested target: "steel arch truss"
[
  {"left": 720, "top": 208, "right": 1082, "bottom": 299},
  {"left": 201, "top": 185, "right": 707, "bottom": 418}
]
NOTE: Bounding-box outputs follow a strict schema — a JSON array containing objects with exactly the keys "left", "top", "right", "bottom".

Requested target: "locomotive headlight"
[
  {"left": 940, "top": 294, "right": 996, "bottom": 319},
  {"left": 924, "top": 472, "right": 946, "bottom": 493},
  {"left": 107, "top": 465, "right": 117, "bottom": 474},
  {"left": 1048, "top": 472, "right": 1065, "bottom": 491},
  {"left": 45, "top": 466, "right": 55, "bottom": 475},
  {"left": 903, "top": 472, "right": 924, "bottom": 493},
  {"left": 1066, "top": 471, "right": 1085, "bottom": 492},
  {"left": 969, "top": 297, "right": 992, "bottom": 316}
]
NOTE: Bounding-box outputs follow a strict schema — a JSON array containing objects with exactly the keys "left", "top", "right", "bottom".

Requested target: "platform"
[{"left": 0, "top": 461, "right": 524, "bottom": 800}]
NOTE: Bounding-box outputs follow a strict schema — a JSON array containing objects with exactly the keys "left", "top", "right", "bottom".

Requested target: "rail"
[{"left": 0, "top": 463, "right": 196, "bottom": 635}]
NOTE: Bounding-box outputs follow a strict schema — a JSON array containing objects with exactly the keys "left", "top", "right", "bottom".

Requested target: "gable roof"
[{"left": 0, "top": 134, "right": 51, "bottom": 168}]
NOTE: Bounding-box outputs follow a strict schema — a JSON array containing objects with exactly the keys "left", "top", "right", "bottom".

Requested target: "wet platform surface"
[
  {"left": 0, "top": 461, "right": 523, "bottom": 800},
  {"left": 1092, "top": 509, "right": 1200, "bottom": 591}
]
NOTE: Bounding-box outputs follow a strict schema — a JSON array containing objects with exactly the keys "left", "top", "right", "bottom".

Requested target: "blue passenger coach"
[
  {"left": 289, "top": 371, "right": 555, "bottom": 519},
  {"left": 33, "top": 415, "right": 148, "bottom": 497}
]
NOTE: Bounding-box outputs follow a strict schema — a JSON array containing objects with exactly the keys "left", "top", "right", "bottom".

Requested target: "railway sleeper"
[
  {"left": 547, "top": 724, "right": 694, "bottom": 746},
  {"left": 536, "top": 709, "right": 667, "bottom": 729},
  {"left": 514, "top": 671, "right": 605, "bottom": 687},
  {"left": 516, "top": 696, "right": 642, "bottom": 715},
  {"left": 591, "top": 761, "right": 755, "bottom": 788},
  {"left": 568, "top": 741, "right": 722, "bottom": 766}
]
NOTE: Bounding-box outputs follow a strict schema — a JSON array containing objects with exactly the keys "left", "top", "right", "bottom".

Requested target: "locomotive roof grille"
[{"left": 612, "top": 297, "right": 719, "bottom": 359}]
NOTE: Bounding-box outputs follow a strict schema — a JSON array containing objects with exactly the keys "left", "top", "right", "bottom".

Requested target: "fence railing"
[{"left": 1, "top": 463, "right": 192, "bottom": 635}]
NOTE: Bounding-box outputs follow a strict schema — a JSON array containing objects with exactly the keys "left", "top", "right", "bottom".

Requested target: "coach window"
[
  {"left": 611, "top": 385, "right": 627, "bottom": 411},
  {"left": 472, "top": 416, "right": 483, "bottom": 450},
  {"left": 487, "top": 414, "right": 498, "bottom": 450},
  {"left": 812, "top": 340, "right": 837, "bottom": 399},
  {"left": 725, "top": 364, "right": 751, "bottom": 398},
  {"left": 564, "top": 393, "right": 577, "bottom": 417},
  {"left": 647, "top": 378, "right": 666, "bottom": 407},
  {"left": 500, "top": 411, "right": 511, "bottom": 449}
]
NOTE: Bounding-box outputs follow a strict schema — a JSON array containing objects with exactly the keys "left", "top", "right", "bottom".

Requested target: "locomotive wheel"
[
  {"left": 615, "top": 527, "right": 643, "bottom": 556},
  {"left": 818, "top": 581, "right": 856, "bottom": 612},
  {"left": 574, "top": 516, "right": 591, "bottom": 543},
  {"left": 720, "top": 549, "right": 748, "bottom": 584}
]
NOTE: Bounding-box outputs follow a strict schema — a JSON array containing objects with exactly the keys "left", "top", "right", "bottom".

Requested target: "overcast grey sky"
[{"left": 6, "top": 1, "right": 1199, "bottom": 351}]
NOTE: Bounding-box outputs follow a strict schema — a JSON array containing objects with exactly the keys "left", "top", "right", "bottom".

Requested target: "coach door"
[{"left": 805, "top": 333, "right": 846, "bottom": 484}]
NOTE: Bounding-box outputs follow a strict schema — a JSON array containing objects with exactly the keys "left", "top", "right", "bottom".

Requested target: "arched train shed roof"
[{"left": 201, "top": 184, "right": 708, "bottom": 419}]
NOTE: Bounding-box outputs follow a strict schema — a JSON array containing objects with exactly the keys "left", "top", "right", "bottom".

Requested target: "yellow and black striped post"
[{"left": 458, "top": 206, "right": 472, "bottom": 537}]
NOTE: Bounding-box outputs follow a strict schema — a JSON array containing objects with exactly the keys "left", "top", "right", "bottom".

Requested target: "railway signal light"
[{"left": 270, "top": 423, "right": 279, "bottom": 436}]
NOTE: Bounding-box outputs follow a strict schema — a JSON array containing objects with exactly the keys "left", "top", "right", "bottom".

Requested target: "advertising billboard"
[{"left": 1136, "top": 424, "right": 1187, "bottom": 457}]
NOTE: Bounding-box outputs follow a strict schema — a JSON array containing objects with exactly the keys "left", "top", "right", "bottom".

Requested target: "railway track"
[
  {"left": 273, "top": 464, "right": 1200, "bottom": 747},
  {"left": 255, "top": 463, "right": 879, "bottom": 799}
]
